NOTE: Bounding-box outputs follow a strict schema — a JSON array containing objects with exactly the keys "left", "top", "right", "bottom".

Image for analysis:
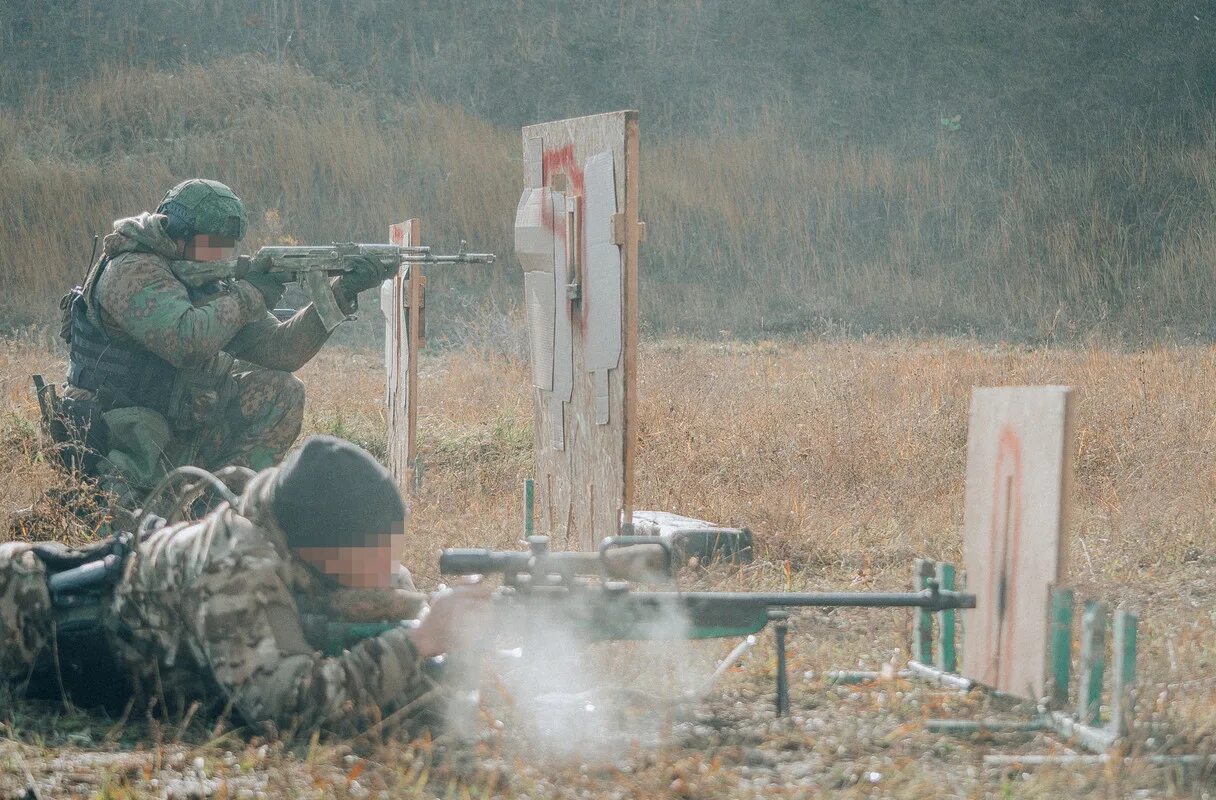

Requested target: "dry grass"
[
  {"left": 3, "top": 58, "right": 1215, "bottom": 339},
  {"left": 1, "top": 334, "right": 1215, "bottom": 796},
  {"left": 279, "top": 336, "right": 1216, "bottom": 581}
]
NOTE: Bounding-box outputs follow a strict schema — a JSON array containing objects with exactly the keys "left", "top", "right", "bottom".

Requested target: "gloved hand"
[
  {"left": 406, "top": 579, "right": 493, "bottom": 657},
  {"left": 334, "top": 255, "right": 385, "bottom": 307},
  {"left": 243, "top": 271, "right": 287, "bottom": 308},
  {"left": 229, "top": 279, "right": 268, "bottom": 320}
]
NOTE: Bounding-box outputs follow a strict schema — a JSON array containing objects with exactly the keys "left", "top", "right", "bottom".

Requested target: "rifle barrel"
[{"left": 642, "top": 589, "right": 976, "bottom": 611}]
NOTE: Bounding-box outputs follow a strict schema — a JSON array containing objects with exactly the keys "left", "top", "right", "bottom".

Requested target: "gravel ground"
[{"left": 2, "top": 599, "right": 1212, "bottom": 800}]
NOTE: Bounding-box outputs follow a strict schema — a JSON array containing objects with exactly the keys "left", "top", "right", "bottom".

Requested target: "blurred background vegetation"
[{"left": 1, "top": 0, "right": 1214, "bottom": 341}]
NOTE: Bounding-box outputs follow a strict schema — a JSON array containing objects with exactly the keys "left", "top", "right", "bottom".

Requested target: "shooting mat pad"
[
  {"left": 515, "top": 111, "right": 641, "bottom": 549},
  {"left": 960, "top": 386, "right": 1075, "bottom": 699}
]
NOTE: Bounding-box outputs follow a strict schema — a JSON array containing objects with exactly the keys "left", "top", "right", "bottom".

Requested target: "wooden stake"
[
  {"left": 1048, "top": 586, "right": 1074, "bottom": 707},
  {"left": 935, "top": 562, "right": 958, "bottom": 673},
  {"left": 913, "top": 559, "right": 935, "bottom": 665},
  {"left": 1109, "top": 607, "right": 1138, "bottom": 737},
  {"left": 1076, "top": 599, "right": 1107, "bottom": 726},
  {"left": 523, "top": 478, "right": 535, "bottom": 537}
]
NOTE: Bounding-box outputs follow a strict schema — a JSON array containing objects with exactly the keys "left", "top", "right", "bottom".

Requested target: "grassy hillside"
[
  {"left": 3, "top": 56, "right": 1214, "bottom": 341},
  {"left": 5, "top": 1, "right": 1213, "bottom": 150},
  {"left": 2, "top": 0, "right": 1215, "bottom": 340}
]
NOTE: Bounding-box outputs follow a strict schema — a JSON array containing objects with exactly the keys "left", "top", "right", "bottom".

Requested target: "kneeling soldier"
[{"left": 54, "top": 179, "right": 383, "bottom": 502}]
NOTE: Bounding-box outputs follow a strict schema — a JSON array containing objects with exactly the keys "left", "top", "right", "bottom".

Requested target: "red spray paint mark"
[
  {"left": 983, "top": 425, "right": 1023, "bottom": 688},
  {"left": 540, "top": 144, "right": 588, "bottom": 330},
  {"left": 542, "top": 144, "right": 586, "bottom": 202}
]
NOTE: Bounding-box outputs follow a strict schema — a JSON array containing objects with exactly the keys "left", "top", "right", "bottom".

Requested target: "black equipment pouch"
[
  {"left": 49, "top": 395, "right": 110, "bottom": 476},
  {"left": 59, "top": 287, "right": 79, "bottom": 345},
  {"left": 26, "top": 537, "right": 134, "bottom": 711}
]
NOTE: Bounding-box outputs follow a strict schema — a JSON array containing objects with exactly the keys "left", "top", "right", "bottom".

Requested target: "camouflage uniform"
[
  {"left": 0, "top": 468, "right": 431, "bottom": 736},
  {"left": 63, "top": 212, "right": 336, "bottom": 486}
]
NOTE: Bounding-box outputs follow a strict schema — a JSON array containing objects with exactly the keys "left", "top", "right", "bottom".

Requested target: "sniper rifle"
[
  {"left": 436, "top": 535, "right": 975, "bottom": 714},
  {"left": 438, "top": 535, "right": 975, "bottom": 642}
]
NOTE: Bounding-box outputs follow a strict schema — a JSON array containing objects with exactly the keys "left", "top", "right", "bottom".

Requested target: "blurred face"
[
  {"left": 292, "top": 532, "right": 407, "bottom": 589},
  {"left": 181, "top": 233, "right": 238, "bottom": 262}
]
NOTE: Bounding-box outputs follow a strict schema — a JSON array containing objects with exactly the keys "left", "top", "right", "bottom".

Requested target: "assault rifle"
[{"left": 169, "top": 242, "right": 497, "bottom": 330}]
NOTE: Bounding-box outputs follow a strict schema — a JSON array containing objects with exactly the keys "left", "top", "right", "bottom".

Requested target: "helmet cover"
[{"left": 156, "top": 179, "right": 247, "bottom": 241}]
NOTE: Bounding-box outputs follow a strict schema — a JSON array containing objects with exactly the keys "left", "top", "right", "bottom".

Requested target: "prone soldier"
[{"left": 0, "top": 435, "right": 488, "bottom": 736}]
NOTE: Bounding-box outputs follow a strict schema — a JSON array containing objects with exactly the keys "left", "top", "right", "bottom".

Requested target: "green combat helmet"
[{"left": 156, "top": 179, "right": 247, "bottom": 241}]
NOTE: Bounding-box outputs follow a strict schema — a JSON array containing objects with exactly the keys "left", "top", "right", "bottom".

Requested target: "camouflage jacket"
[
  {"left": 0, "top": 469, "right": 431, "bottom": 736},
  {"left": 82, "top": 213, "right": 331, "bottom": 375}
]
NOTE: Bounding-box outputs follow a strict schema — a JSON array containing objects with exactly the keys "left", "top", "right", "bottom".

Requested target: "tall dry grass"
[
  {"left": 2, "top": 57, "right": 1215, "bottom": 339},
  {"left": 251, "top": 338, "right": 1216, "bottom": 584},
  {"left": 7, "top": 334, "right": 1211, "bottom": 577}
]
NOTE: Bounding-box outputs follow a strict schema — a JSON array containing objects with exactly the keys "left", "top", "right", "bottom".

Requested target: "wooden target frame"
[
  {"left": 515, "top": 111, "right": 643, "bottom": 550},
  {"left": 383, "top": 218, "right": 425, "bottom": 494}
]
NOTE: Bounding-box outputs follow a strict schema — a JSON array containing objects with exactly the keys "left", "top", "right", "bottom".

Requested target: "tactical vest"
[{"left": 64, "top": 257, "right": 176, "bottom": 415}]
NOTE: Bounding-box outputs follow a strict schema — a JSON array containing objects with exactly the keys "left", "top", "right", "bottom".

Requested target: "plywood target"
[
  {"left": 515, "top": 111, "right": 642, "bottom": 550},
  {"left": 960, "top": 386, "right": 1075, "bottom": 699}
]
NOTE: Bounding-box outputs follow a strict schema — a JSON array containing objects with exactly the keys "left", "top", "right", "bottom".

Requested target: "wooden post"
[
  {"left": 913, "top": 559, "right": 935, "bottom": 664},
  {"left": 621, "top": 113, "right": 641, "bottom": 533},
  {"left": 1048, "top": 587, "right": 1075, "bottom": 707},
  {"left": 1076, "top": 600, "right": 1107, "bottom": 726},
  {"left": 935, "top": 562, "right": 958, "bottom": 673},
  {"left": 405, "top": 218, "right": 425, "bottom": 494},
  {"left": 1109, "top": 608, "right": 1138, "bottom": 737}
]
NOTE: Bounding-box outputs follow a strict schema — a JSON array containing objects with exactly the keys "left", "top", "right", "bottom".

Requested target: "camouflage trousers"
[
  {"left": 190, "top": 366, "right": 306, "bottom": 472},
  {"left": 0, "top": 543, "right": 52, "bottom": 682}
]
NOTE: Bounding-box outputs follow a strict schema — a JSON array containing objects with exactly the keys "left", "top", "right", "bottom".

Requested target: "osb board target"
[
  {"left": 517, "top": 111, "right": 640, "bottom": 550},
  {"left": 960, "top": 386, "right": 1075, "bottom": 699}
]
